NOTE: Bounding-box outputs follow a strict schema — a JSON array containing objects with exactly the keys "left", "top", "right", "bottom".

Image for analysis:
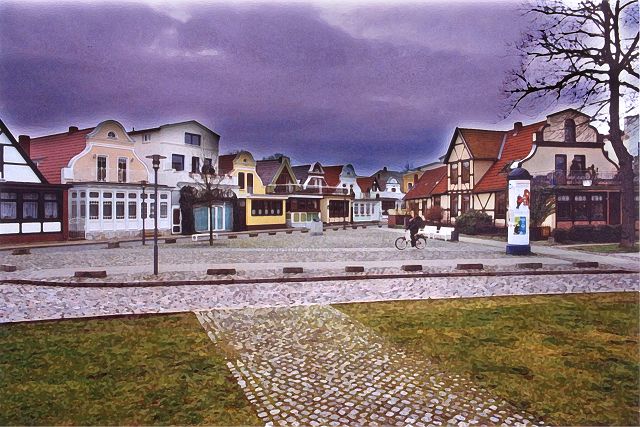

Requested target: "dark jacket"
[{"left": 406, "top": 215, "right": 424, "bottom": 232}]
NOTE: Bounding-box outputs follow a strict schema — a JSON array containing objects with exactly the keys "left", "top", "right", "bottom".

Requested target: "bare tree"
[
  {"left": 193, "top": 160, "right": 235, "bottom": 246},
  {"left": 505, "top": 0, "right": 639, "bottom": 247}
]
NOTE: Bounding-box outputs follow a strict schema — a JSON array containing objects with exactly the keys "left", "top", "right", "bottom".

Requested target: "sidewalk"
[{"left": 460, "top": 236, "right": 640, "bottom": 270}]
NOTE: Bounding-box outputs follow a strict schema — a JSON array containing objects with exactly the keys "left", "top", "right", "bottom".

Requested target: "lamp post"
[
  {"left": 140, "top": 180, "right": 148, "bottom": 246},
  {"left": 146, "top": 155, "right": 166, "bottom": 275}
]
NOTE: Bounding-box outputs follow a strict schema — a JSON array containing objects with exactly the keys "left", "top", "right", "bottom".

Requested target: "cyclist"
[{"left": 405, "top": 210, "right": 425, "bottom": 247}]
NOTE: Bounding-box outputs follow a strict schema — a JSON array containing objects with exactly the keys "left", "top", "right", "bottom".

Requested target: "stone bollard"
[
  {"left": 516, "top": 263, "right": 543, "bottom": 269},
  {"left": 456, "top": 263, "right": 483, "bottom": 270},
  {"left": 283, "top": 267, "right": 303, "bottom": 274},
  {"left": 227, "top": 235, "right": 238, "bottom": 239},
  {"left": 268, "top": 232, "right": 277, "bottom": 236},
  {"left": 164, "top": 238, "right": 177, "bottom": 244},
  {"left": 0, "top": 264, "right": 17, "bottom": 272},
  {"left": 249, "top": 233, "right": 258, "bottom": 237},
  {"left": 402, "top": 264, "right": 422, "bottom": 272},
  {"left": 573, "top": 261, "right": 599, "bottom": 268},
  {"left": 74, "top": 270, "right": 107, "bottom": 278},
  {"left": 11, "top": 248, "right": 30, "bottom": 256},
  {"left": 345, "top": 266, "right": 365, "bottom": 273},
  {"left": 107, "top": 242, "right": 120, "bottom": 249},
  {"left": 207, "top": 268, "right": 237, "bottom": 275}
]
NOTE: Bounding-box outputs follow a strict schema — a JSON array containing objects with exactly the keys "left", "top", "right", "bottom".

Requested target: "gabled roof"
[
  {"left": 371, "top": 169, "right": 404, "bottom": 190},
  {"left": 323, "top": 165, "right": 344, "bottom": 187},
  {"left": 403, "top": 165, "right": 447, "bottom": 200},
  {"left": 30, "top": 127, "right": 93, "bottom": 184},
  {"left": 444, "top": 128, "right": 505, "bottom": 162},
  {"left": 292, "top": 165, "right": 311, "bottom": 183},
  {"left": 0, "top": 119, "right": 48, "bottom": 184},
  {"left": 356, "top": 176, "right": 374, "bottom": 192},
  {"left": 129, "top": 120, "right": 220, "bottom": 138},
  {"left": 474, "top": 121, "right": 545, "bottom": 193},
  {"left": 255, "top": 159, "right": 282, "bottom": 185},
  {"left": 217, "top": 154, "right": 237, "bottom": 175}
]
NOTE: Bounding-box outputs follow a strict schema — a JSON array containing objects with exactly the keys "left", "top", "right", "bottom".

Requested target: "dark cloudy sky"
[{"left": 0, "top": 1, "right": 542, "bottom": 174}]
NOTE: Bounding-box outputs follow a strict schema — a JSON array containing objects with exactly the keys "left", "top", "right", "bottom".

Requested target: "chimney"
[
  {"left": 513, "top": 122, "right": 523, "bottom": 133},
  {"left": 18, "top": 135, "right": 31, "bottom": 157},
  {"left": 68, "top": 126, "right": 78, "bottom": 134},
  {"left": 383, "top": 166, "right": 388, "bottom": 172}
]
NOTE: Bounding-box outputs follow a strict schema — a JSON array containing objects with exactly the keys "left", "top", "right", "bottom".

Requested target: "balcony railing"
[{"left": 532, "top": 170, "right": 620, "bottom": 187}]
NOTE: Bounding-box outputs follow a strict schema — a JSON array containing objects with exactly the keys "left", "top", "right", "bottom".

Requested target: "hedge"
[{"left": 553, "top": 224, "right": 622, "bottom": 243}]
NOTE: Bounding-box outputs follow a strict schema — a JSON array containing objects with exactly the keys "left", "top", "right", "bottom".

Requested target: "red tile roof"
[
  {"left": 356, "top": 176, "right": 374, "bottom": 192},
  {"left": 474, "top": 121, "right": 545, "bottom": 193},
  {"left": 323, "top": 165, "right": 343, "bottom": 187},
  {"left": 217, "top": 154, "right": 236, "bottom": 175},
  {"left": 459, "top": 128, "right": 505, "bottom": 159},
  {"left": 29, "top": 128, "right": 93, "bottom": 184},
  {"left": 404, "top": 165, "right": 447, "bottom": 200}
]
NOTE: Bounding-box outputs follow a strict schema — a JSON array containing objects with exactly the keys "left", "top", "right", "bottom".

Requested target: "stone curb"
[
  {"left": 3, "top": 268, "right": 631, "bottom": 288},
  {"left": 456, "top": 263, "right": 483, "bottom": 270},
  {"left": 0, "top": 264, "right": 17, "bottom": 272},
  {"left": 11, "top": 248, "right": 30, "bottom": 255},
  {"left": 573, "top": 261, "right": 599, "bottom": 268},
  {"left": 345, "top": 266, "right": 365, "bottom": 273},
  {"left": 74, "top": 271, "right": 107, "bottom": 278},
  {"left": 207, "top": 268, "right": 237, "bottom": 275},
  {"left": 283, "top": 267, "right": 304, "bottom": 274}
]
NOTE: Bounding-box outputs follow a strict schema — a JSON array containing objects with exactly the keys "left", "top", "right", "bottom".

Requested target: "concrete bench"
[
  {"left": 434, "top": 227, "right": 455, "bottom": 241},
  {"left": 419, "top": 225, "right": 438, "bottom": 239},
  {"left": 191, "top": 233, "right": 219, "bottom": 242}
]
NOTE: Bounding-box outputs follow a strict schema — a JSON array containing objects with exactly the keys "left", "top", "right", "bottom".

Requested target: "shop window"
[
  {"left": 557, "top": 195, "right": 571, "bottom": 220},
  {"left": 44, "top": 193, "right": 59, "bottom": 219},
  {"left": 590, "top": 194, "right": 606, "bottom": 220},
  {"left": 22, "top": 193, "right": 39, "bottom": 220},
  {"left": 573, "top": 195, "right": 588, "bottom": 220},
  {"left": 0, "top": 192, "right": 17, "bottom": 220},
  {"left": 251, "top": 200, "right": 282, "bottom": 216},
  {"left": 329, "top": 200, "right": 349, "bottom": 218}
]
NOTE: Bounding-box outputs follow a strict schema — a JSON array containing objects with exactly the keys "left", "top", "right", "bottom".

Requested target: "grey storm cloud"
[{"left": 0, "top": 1, "right": 527, "bottom": 173}]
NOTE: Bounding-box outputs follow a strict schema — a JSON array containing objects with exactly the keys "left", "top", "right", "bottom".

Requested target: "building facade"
[
  {"left": 30, "top": 120, "right": 172, "bottom": 240},
  {"left": 0, "top": 120, "right": 68, "bottom": 244}
]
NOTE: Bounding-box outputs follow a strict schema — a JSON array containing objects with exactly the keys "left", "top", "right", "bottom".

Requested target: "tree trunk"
[
  {"left": 608, "top": 76, "right": 636, "bottom": 248},
  {"left": 209, "top": 204, "right": 214, "bottom": 246}
]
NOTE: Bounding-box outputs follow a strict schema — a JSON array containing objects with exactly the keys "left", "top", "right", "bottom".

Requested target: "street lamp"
[
  {"left": 140, "top": 180, "right": 148, "bottom": 246},
  {"left": 146, "top": 154, "right": 166, "bottom": 275}
]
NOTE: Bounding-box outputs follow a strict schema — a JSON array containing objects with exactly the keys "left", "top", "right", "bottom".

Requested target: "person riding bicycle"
[{"left": 405, "top": 210, "right": 425, "bottom": 247}]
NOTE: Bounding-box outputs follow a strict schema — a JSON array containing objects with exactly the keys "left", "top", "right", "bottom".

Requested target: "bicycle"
[{"left": 395, "top": 229, "right": 427, "bottom": 250}]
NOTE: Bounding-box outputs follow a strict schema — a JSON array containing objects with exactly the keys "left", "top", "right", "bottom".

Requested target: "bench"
[
  {"left": 434, "top": 226, "right": 454, "bottom": 241},
  {"left": 418, "top": 225, "right": 438, "bottom": 239},
  {"left": 191, "top": 233, "right": 219, "bottom": 242}
]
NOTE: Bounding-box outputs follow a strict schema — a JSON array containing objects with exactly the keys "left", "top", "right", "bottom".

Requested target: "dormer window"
[
  {"left": 564, "top": 119, "right": 576, "bottom": 143},
  {"left": 107, "top": 131, "right": 116, "bottom": 139}
]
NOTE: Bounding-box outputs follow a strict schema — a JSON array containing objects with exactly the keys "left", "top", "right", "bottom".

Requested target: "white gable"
[{"left": 0, "top": 123, "right": 44, "bottom": 184}]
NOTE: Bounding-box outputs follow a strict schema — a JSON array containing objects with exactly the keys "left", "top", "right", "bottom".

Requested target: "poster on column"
[{"left": 507, "top": 179, "right": 530, "bottom": 245}]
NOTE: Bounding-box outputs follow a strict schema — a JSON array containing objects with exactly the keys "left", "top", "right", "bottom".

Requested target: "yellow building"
[{"left": 218, "top": 151, "right": 297, "bottom": 230}]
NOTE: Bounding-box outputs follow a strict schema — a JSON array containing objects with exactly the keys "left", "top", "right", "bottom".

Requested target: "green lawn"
[
  {"left": 568, "top": 243, "right": 640, "bottom": 253},
  {"left": 0, "top": 314, "right": 260, "bottom": 426},
  {"left": 338, "top": 292, "right": 640, "bottom": 426}
]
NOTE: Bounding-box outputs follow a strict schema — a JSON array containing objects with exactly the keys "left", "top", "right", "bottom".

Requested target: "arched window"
[
  {"left": 564, "top": 119, "right": 576, "bottom": 142},
  {"left": 238, "top": 172, "right": 245, "bottom": 189}
]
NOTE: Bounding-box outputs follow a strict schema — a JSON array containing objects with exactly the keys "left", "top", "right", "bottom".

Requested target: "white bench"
[
  {"left": 434, "top": 226, "right": 454, "bottom": 241},
  {"left": 418, "top": 225, "right": 438, "bottom": 239},
  {"left": 191, "top": 232, "right": 219, "bottom": 242}
]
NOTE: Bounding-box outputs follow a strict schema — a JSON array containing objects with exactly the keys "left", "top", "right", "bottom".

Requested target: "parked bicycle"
[{"left": 395, "top": 229, "right": 427, "bottom": 250}]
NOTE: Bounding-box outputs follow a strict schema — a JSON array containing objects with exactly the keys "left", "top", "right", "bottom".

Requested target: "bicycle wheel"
[
  {"left": 415, "top": 236, "right": 427, "bottom": 249},
  {"left": 395, "top": 237, "right": 408, "bottom": 250}
]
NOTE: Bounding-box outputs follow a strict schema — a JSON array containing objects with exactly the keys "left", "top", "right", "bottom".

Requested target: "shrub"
[
  {"left": 553, "top": 224, "right": 622, "bottom": 243},
  {"left": 455, "top": 210, "right": 493, "bottom": 235}
]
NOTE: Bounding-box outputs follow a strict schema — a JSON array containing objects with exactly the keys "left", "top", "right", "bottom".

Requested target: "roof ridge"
[{"left": 31, "top": 127, "right": 93, "bottom": 140}]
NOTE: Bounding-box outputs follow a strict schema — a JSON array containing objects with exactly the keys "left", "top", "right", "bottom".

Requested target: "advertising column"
[{"left": 506, "top": 168, "right": 532, "bottom": 255}]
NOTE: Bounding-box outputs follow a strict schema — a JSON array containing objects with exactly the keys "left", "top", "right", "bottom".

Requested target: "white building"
[{"left": 129, "top": 121, "right": 235, "bottom": 234}]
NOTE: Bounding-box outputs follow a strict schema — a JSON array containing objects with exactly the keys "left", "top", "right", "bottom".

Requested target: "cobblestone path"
[{"left": 196, "top": 306, "right": 541, "bottom": 426}]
